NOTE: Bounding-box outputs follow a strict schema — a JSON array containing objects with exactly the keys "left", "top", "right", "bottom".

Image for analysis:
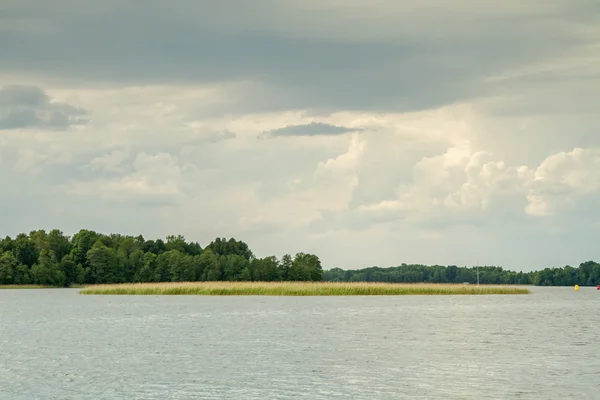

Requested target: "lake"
[{"left": 1, "top": 287, "right": 598, "bottom": 399}]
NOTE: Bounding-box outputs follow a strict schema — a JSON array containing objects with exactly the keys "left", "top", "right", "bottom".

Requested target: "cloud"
[
  {"left": 0, "top": 85, "right": 87, "bottom": 130},
  {"left": 311, "top": 141, "right": 527, "bottom": 232},
  {"left": 201, "top": 130, "right": 236, "bottom": 143},
  {"left": 264, "top": 122, "right": 361, "bottom": 137},
  {"left": 13, "top": 148, "right": 48, "bottom": 174},
  {"left": 525, "top": 147, "right": 600, "bottom": 216},
  {"left": 236, "top": 133, "right": 365, "bottom": 230},
  {"left": 2, "top": 1, "right": 597, "bottom": 114},
  {"left": 63, "top": 152, "right": 190, "bottom": 205},
  {"left": 88, "top": 149, "right": 131, "bottom": 173},
  {"left": 1, "top": 1, "right": 600, "bottom": 273}
]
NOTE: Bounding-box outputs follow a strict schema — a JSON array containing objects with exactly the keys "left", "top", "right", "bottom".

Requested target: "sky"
[{"left": 1, "top": 0, "right": 599, "bottom": 271}]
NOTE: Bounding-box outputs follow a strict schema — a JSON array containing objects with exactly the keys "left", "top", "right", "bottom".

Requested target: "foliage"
[
  {"left": 0, "top": 229, "right": 322, "bottom": 286},
  {"left": 323, "top": 262, "right": 600, "bottom": 286},
  {"left": 31, "top": 249, "right": 65, "bottom": 287},
  {"left": 1, "top": 229, "right": 599, "bottom": 288}
]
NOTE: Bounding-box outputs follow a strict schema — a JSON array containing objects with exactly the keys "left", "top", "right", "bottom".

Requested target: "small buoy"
[
  {"left": 575, "top": 285, "right": 579, "bottom": 291},
  {"left": 597, "top": 285, "right": 599, "bottom": 290}
]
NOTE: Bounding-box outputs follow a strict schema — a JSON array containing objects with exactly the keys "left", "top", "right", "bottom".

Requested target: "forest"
[
  {"left": 324, "top": 262, "right": 600, "bottom": 286},
  {"left": 0, "top": 230, "right": 322, "bottom": 287},
  {"left": 0, "top": 229, "right": 598, "bottom": 287}
]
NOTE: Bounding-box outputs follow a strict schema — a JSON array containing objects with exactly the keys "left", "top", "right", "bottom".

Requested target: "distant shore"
[
  {"left": 0, "top": 285, "right": 50, "bottom": 289},
  {"left": 78, "top": 282, "right": 530, "bottom": 296}
]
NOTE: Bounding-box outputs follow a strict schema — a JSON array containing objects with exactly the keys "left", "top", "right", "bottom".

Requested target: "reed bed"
[{"left": 79, "top": 281, "right": 530, "bottom": 296}]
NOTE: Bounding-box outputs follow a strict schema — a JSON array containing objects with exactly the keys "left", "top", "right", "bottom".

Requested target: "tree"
[
  {"left": 165, "top": 235, "right": 188, "bottom": 253},
  {"left": 206, "top": 238, "right": 254, "bottom": 261},
  {"left": 252, "top": 256, "right": 279, "bottom": 281},
  {"left": 86, "top": 241, "right": 122, "bottom": 284},
  {"left": 220, "top": 254, "right": 249, "bottom": 281},
  {"left": 48, "top": 229, "right": 72, "bottom": 261},
  {"left": 240, "top": 267, "right": 251, "bottom": 281},
  {"left": 154, "top": 250, "right": 197, "bottom": 282},
  {"left": 59, "top": 254, "right": 84, "bottom": 287},
  {"left": 13, "top": 234, "right": 39, "bottom": 267},
  {"left": 10, "top": 227, "right": 600, "bottom": 288},
  {"left": 0, "top": 251, "right": 19, "bottom": 284},
  {"left": 13, "top": 264, "right": 31, "bottom": 285},
  {"left": 142, "top": 239, "right": 165, "bottom": 255},
  {"left": 0, "top": 236, "right": 14, "bottom": 253},
  {"left": 29, "top": 230, "right": 49, "bottom": 253},
  {"left": 154, "top": 251, "right": 174, "bottom": 282},
  {"left": 128, "top": 249, "right": 145, "bottom": 282},
  {"left": 71, "top": 229, "right": 101, "bottom": 267},
  {"left": 116, "top": 237, "right": 141, "bottom": 282},
  {"left": 289, "top": 253, "right": 322, "bottom": 281},
  {"left": 134, "top": 252, "right": 157, "bottom": 282},
  {"left": 279, "top": 254, "right": 293, "bottom": 281},
  {"left": 201, "top": 249, "right": 221, "bottom": 281},
  {"left": 31, "top": 249, "right": 65, "bottom": 286}
]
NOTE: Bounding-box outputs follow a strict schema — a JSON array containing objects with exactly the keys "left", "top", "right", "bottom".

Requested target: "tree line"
[
  {"left": 323, "top": 262, "right": 600, "bottom": 286},
  {"left": 0, "top": 229, "right": 598, "bottom": 287},
  {"left": 0, "top": 229, "right": 322, "bottom": 287}
]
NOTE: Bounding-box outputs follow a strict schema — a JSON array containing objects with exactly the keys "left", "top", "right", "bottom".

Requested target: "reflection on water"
[{"left": 1, "top": 287, "right": 599, "bottom": 399}]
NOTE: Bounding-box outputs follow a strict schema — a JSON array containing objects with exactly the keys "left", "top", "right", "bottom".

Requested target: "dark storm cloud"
[
  {"left": 264, "top": 122, "right": 360, "bottom": 137},
  {"left": 0, "top": 85, "right": 87, "bottom": 130},
  {"left": 1, "top": 0, "right": 595, "bottom": 114}
]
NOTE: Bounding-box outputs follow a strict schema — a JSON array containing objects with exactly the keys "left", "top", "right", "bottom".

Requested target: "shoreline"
[{"left": 0, "top": 285, "right": 51, "bottom": 289}]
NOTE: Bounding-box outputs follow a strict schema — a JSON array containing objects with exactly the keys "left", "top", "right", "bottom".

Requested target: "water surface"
[{"left": 1, "top": 287, "right": 598, "bottom": 399}]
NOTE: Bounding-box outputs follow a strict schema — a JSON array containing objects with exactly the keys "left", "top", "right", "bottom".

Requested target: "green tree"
[
  {"left": 0, "top": 251, "right": 18, "bottom": 284},
  {"left": 116, "top": 237, "right": 142, "bottom": 282},
  {"left": 13, "top": 234, "right": 39, "bottom": 267},
  {"left": 86, "top": 241, "right": 122, "bottom": 284},
  {"left": 71, "top": 229, "right": 101, "bottom": 268},
  {"left": 206, "top": 238, "right": 254, "bottom": 261},
  {"left": 134, "top": 252, "right": 157, "bottom": 282},
  {"left": 128, "top": 249, "right": 145, "bottom": 282},
  {"left": 29, "top": 229, "right": 49, "bottom": 253},
  {"left": 220, "top": 254, "right": 249, "bottom": 281},
  {"left": 165, "top": 235, "right": 202, "bottom": 256},
  {"left": 142, "top": 239, "right": 165, "bottom": 255},
  {"left": 31, "top": 249, "right": 65, "bottom": 286},
  {"left": 279, "top": 254, "right": 293, "bottom": 281},
  {"left": 289, "top": 253, "right": 322, "bottom": 281},
  {"left": 48, "top": 229, "right": 72, "bottom": 261},
  {"left": 252, "top": 256, "right": 279, "bottom": 281},
  {"left": 13, "top": 264, "right": 31, "bottom": 284},
  {"left": 200, "top": 249, "right": 221, "bottom": 281},
  {"left": 240, "top": 267, "right": 251, "bottom": 281},
  {"left": 0, "top": 236, "right": 14, "bottom": 253},
  {"left": 59, "top": 254, "right": 84, "bottom": 287}
]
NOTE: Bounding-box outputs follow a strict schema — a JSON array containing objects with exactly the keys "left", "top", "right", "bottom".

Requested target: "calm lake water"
[{"left": 1, "top": 287, "right": 599, "bottom": 399}]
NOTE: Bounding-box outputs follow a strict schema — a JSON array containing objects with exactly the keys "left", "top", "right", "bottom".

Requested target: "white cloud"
[
  {"left": 525, "top": 148, "right": 600, "bottom": 216},
  {"left": 235, "top": 133, "right": 365, "bottom": 231},
  {"left": 355, "top": 141, "right": 523, "bottom": 224},
  {"left": 88, "top": 149, "right": 130, "bottom": 172},
  {"left": 13, "top": 148, "right": 48, "bottom": 174},
  {"left": 64, "top": 152, "right": 187, "bottom": 204}
]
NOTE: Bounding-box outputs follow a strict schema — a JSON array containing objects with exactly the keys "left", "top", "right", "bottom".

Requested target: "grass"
[
  {"left": 79, "top": 281, "right": 530, "bottom": 296},
  {"left": 0, "top": 284, "right": 51, "bottom": 289}
]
